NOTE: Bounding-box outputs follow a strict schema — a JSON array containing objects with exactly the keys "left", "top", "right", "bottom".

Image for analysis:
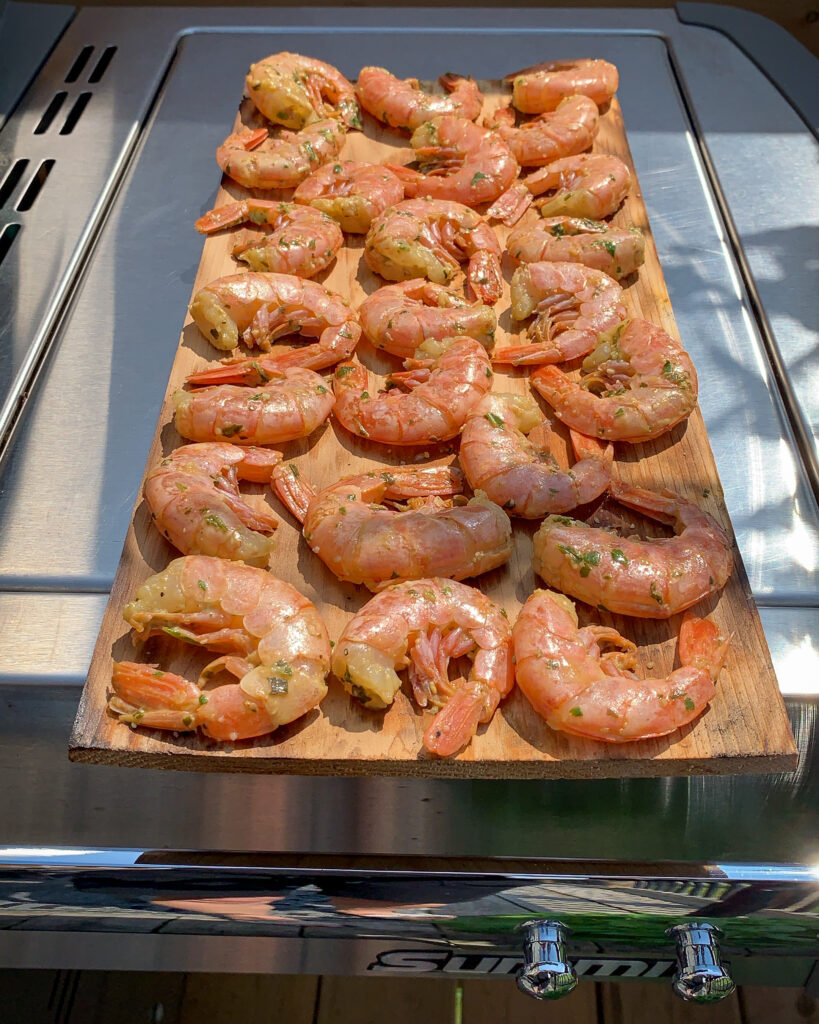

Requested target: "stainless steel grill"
[{"left": 0, "top": 1, "right": 816, "bottom": 1001}]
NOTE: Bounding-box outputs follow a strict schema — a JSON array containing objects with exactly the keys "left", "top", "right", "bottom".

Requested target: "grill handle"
[
  {"left": 667, "top": 923, "right": 736, "bottom": 1003},
  {"left": 515, "top": 919, "right": 578, "bottom": 1000}
]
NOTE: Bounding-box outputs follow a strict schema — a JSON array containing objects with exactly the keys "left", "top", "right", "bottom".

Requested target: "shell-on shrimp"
[
  {"left": 195, "top": 200, "right": 343, "bottom": 278},
  {"left": 173, "top": 368, "right": 335, "bottom": 446},
  {"left": 293, "top": 160, "right": 404, "bottom": 234},
  {"left": 488, "top": 95, "right": 599, "bottom": 167},
  {"left": 145, "top": 443, "right": 281, "bottom": 567},
  {"left": 216, "top": 120, "right": 346, "bottom": 191},
  {"left": 358, "top": 279, "right": 496, "bottom": 358},
  {"left": 493, "top": 261, "right": 625, "bottom": 366},
  {"left": 524, "top": 153, "right": 631, "bottom": 220},
  {"left": 531, "top": 318, "right": 698, "bottom": 442},
  {"left": 364, "top": 198, "right": 503, "bottom": 305},
  {"left": 459, "top": 393, "right": 611, "bottom": 517},
  {"left": 188, "top": 272, "right": 361, "bottom": 369},
  {"left": 508, "top": 217, "right": 645, "bottom": 280},
  {"left": 246, "top": 52, "right": 360, "bottom": 130},
  {"left": 507, "top": 59, "right": 619, "bottom": 113},
  {"left": 110, "top": 556, "right": 330, "bottom": 741},
  {"left": 356, "top": 67, "right": 484, "bottom": 130},
  {"left": 532, "top": 481, "right": 734, "bottom": 618},
  {"left": 334, "top": 578, "right": 514, "bottom": 756},
  {"left": 513, "top": 589, "right": 729, "bottom": 741},
  {"left": 388, "top": 116, "right": 519, "bottom": 207},
  {"left": 273, "top": 464, "right": 512, "bottom": 591},
  {"left": 332, "top": 336, "right": 493, "bottom": 446}
]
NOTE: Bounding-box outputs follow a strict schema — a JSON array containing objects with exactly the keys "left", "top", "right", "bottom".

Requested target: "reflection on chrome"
[{"left": 775, "top": 634, "right": 819, "bottom": 696}]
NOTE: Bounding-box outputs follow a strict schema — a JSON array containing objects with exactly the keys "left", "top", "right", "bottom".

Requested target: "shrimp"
[
  {"left": 332, "top": 336, "right": 493, "bottom": 446},
  {"left": 512, "top": 589, "right": 729, "bottom": 742},
  {"left": 173, "top": 368, "right": 335, "bottom": 446},
  {"left": 356, "top": 67, "right": 483, "bottom": 130},
  {"left": 195, "top": 200, "right": 343, "bottom": 278},
  {"left": 109, "top": 556, "right": 330, "bottom": 741},
  {"left": 364, "top": 198, "right": 503, "bottom": 305},
  {"left": 272, "top": 464, "right": 512, "bottom": 590},
  {"left": 216, "top": 120, "right": 346, "bottom": 191},
  {"left": 293, "top": 160, "right": 404, "bottom": 233},
  {"left": 188, "top": 272, "right": 361, "bottom": 368},
  {"left": 459, "top": 393, "right": 611, "bottom": 517},
  {"left": 358, "top": 280, "right": 496, "bottom": 358},
  {"left": 493, "top": 261, "right": 625, "bottom": 366},
  {"left": 333, "top": 578, "right": 514, "bottom": 756},
  {"left": 523, "top": 153, "right": 631, "bottom": 219},
  {"left": 532, "top": 481, "right": 734, "bottom": 618},
  {"left": 507, "top": 59, "right": 619, "bottom": 113},
  {"left": 144, "top": 443, "right": 281, "bottom": 567},
  {"left": 387, "top": 116, "right": 518, "bottom": 206},
  {"left": 507, "top": 217, "right": 645, "bottom": 280},
  {"left": 488, "top": 95, "right": 598, "bottom": 167},
  {"left": 246, "top": 52, "right": 360, "bottom": 130},
  {"left": 531, "top": 318, "right": 698, "bottom": 442}
]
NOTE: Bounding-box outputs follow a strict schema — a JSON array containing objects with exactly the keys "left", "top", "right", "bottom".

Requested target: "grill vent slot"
[
  {"left": 60, "top": 94, "right": 92, "bottom": 136},
  {"left": 34, "top": 92, "right": 67, "bottom": 135},
  {"left": 64, "top": 45, "right": 95, "bottom": 84},
  {"left": 0, "top": 224, "right": 22, "bottom": 268},
  {"left": 16, "top": 160, "right": 55, "bottom": 212},
  {"left": 88, "top": 46, "right": 117, "bottom": 84},
  {"left": 0, "top": 160, "right": 29, "bottom": 208}
]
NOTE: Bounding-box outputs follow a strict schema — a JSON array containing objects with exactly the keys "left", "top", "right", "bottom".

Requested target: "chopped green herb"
[
  {"left": 611, "top": 548, "right": 628, "bottom": 565},
  {"left": 220, "top": 424, "right": 243, "bottom": 438},
  {"left": 205, "top": 513, "right": 228, "bottom": 532},
  {"left": 471, "top": 171, "right": 488, "bottom": 186},
  {"left": 684, "top": 697, "right": 695, "bottom": 712},
  {"left": 198, "top": 579, "right": 208, "bottom": 591},
  {"left": 569, "top": 706, "right": 583, "bottom": 717},
  {"left": 268, "top": 676, "right": 289, "bottom": 695},
  {"left": 485, "top": 411, "right": 504, "bottom": 428},
  {"left": 336, "top": 365, "right": 355, "bottom": 377},
  {"left": 162, "top": 626, "right": 200, "bottom": 645},
  {"left": 650, "top": 582, "right": 664, "bottom": 605}
]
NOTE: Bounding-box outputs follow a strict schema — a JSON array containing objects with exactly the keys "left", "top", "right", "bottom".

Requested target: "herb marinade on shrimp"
[{"left": 110, "top": 51, "right": 738, "bottom": 755}]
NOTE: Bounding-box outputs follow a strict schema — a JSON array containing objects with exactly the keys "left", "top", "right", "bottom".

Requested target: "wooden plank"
[
  {"left": 69, "top": 75, "right": 796, "bottom": 778},
  {"left": 317, "top": 976, "right": 458, "bottom": 1024},
  {"left": 599, "top": 980, "right": 743, "bottom": 1024},
  {"left": 461, "top": 977, "right": 599, "bottom": 1023},
  {"left": 738, "top": 985, "right": 819, "bottom": 1024},
  {"left": 178, "top": 973, "right": 318, "bottom": 1024}
]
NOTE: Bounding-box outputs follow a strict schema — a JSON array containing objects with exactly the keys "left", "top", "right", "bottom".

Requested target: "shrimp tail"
[
  {"left": 679, "top": 614, "right": 731, "bottom": 682},
  {"left": 195, "top": 200, "right": 250, "bottom": 234},
  {"left": 468, "top": 250, "right": 503, "bottom": 305},
  {"left": 422, "top": 679, "right": 484, "bottom": 756},
  {"left": 570, "top": 430, "right": 613, "bottom": 466},
  {"left": 233, "top": 447, "right": 284, "bottom": 482},
  {"left": 110, "top": 662, "right": 201, "bottom": 730},
  {"left": 438, "top": 72, "right": 471, "bottom": 94},
  {"left": 272, "top": 463, "right": 317, "bottom": 523},
  {"left": 186, "top": 356, "right": 282, "bottom": 388},
  {"left": 486, "top": 182, "right": 533, "bottom": 226},
  {"left": 382, "top": 466, "right": 464, "bottom": 499}
]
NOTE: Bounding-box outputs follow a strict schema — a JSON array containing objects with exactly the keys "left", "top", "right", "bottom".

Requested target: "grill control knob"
[
  {"left": 667, "top": 923, "right": 736, "bottom": 1003},
  {"left": 516, "top": 920, "right": 578, "bottom": 1000}
]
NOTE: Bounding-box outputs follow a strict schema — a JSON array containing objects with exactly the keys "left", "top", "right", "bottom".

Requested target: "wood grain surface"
[{"left": 69, "top": 80, "right": 797, "bottom": 777}]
